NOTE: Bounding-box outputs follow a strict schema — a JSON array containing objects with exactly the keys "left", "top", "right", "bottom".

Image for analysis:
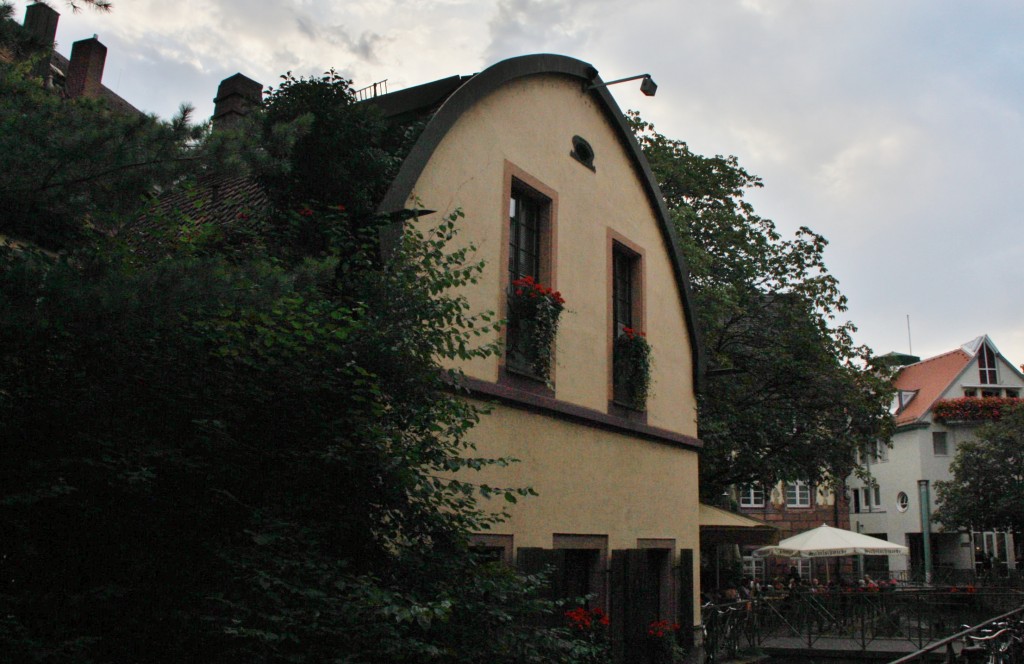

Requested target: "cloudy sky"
[{"left": 15, "top": 0, "right": 1024, "bottom": 365}]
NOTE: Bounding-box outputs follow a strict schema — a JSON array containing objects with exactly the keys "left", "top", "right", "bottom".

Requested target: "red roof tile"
[{"left": 893, "top": 349, "right": 971, "bottom": 425}]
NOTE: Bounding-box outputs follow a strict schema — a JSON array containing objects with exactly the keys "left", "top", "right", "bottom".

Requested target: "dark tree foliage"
[
  {"left": 257, "top": 70, "right": 411, "bottom": 218},
  {"left": 0, "top": 2, "right": 49, "bottom": 61},
  {"left": 935, "top": 405, "right": 1024, "bottom": 535},
  {"left": 0, "top": 53, "right": 589, "bottom": 664},
  {"left": 629, "top": 113, "right": 894, "bottom": 497},
  {"left": 0, "top": 66, "right": 204, "bottom": 250}
]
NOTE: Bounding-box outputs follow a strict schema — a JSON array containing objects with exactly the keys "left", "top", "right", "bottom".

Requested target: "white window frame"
[
  {"left": 859, "top": 486, "right": 883, "bottom": 513},
  {"left": 738, "top": 485, "right": 765, "bottom": 508},
  {"left": 785, "top": 481, "right": 811, "bottom": 508},
  {"left": 896, "top": 492, "right": 909, "bottom": 512},
  {"left": 742, "top": 555, "right": 765, "bottom": 583},
  {"left": 979, "top": 344, "right": 999, "bottom": 385}
]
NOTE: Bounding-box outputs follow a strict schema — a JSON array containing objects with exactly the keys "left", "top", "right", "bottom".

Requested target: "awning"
[
  {"left": 699, "top": 503, "right": 780, "bottom": 547},
  {"left": 753, "top": 524, "right": 909, "bottom": 558}
]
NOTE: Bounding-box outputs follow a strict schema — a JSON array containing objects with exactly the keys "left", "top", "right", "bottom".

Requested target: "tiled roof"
[
  {"left": 50, "top": 50, "right": 140, "bottom": 115},
  {"left": 893, "top": 348, "right": 972, "bottom": 425},
  {"left": 124, "top": 174, "right": 269, "bottom": 256}
]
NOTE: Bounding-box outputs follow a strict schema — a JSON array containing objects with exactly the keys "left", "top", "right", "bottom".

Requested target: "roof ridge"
[{"left": 903, "top": 347, "right": 968, "bottom": 369}]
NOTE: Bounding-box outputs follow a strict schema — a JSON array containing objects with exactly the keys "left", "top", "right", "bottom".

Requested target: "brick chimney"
[
  {"left": 23, "top": 3, "right": 59, "bottom": 80},
  {"left": 66, "top": 36, "right": 107, "bottom": 99},
  {"left": 212, "top": 73, "right": 262, "bottom": 130},
  {"left": 23, "top": 2, "right": 59, "bottom": 45}
]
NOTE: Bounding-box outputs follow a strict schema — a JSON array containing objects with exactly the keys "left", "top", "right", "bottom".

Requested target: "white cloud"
[{"left": 9, "top": 0, "right": 1024, "bottom": 362}]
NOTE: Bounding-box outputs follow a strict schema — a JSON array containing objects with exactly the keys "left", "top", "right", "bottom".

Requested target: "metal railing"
[
  {"left": 701, "top": 587, "right": 1024, "bottom": 661},
  {"left": 895, "top": 566, "right": 1024, "bottom": 589},
  {"left": 354, "top": 79, "right": 388, "bottom": 100},
  {"left": 888, "top": 605, "right": 1024, "bottom": 663}
]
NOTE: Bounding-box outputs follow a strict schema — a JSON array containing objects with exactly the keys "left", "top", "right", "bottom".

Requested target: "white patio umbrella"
[{"left": 752, "top": 524, "right": 909, "bottom": 558}]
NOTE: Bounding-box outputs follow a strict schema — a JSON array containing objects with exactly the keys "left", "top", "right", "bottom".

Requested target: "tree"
[
  {"left": 0, "top": 53, "right": 205, "bottom": 250},
  {"left": 257, "top": 70, "right": 411, "bottom": 218},
  {"left": 934, "top": 405, "right": 1024, "bottom": 535},
  {"left": 0, "top": 59, "right": 589, "bottom": 664},
  {"left": 629, "top": 113, "right": 893, "bottom": 498}
]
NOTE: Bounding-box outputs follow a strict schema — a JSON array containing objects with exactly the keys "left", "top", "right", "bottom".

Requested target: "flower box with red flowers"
[
  {"left": 505, "top": 276, "right": 564, "bottom": 383},
  {"left": 613, "top": 327, "right": 652, "bottom": 411},
  {"left": 932, "top": 396, "right": 1023, "bottom": 423}
]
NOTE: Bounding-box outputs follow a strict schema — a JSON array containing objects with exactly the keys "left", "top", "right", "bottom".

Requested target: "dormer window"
[
  {"left": 896, "top": 390, "right": 917, "bottom": 411},
  {"left": 979, "top": 343, "right": 998, "bottom": 384}
]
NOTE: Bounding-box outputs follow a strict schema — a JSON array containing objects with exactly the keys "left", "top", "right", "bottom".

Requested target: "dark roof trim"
[
  {"left": 460, "top": 375, "right": 702, "bottom": 452},
  {"left": 365, "top": 74, "right": 471, "bottom": 119},
  {"left": 377, "top": 53, "right": 705, "bottom": 393}
]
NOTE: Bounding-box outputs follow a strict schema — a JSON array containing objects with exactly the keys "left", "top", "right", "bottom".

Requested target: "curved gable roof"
[{"left": 377, "top": 53, "right": 704, "bottom": 391}]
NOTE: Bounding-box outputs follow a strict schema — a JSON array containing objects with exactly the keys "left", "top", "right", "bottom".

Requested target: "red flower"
[
  {"left": 336, "top": 204, "right": 346, "bottom": 211},
  {"left": 298, "top": 207, "right": 314, "bottom": 217},
  {"left": 646, "top": 619, "right": 679, "bottom": 638},
  {"left": 565, "top": 606, "right": 608, "bottom": 631}
]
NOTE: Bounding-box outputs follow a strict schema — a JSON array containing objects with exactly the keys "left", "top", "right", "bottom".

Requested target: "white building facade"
[{"left": 849, "top": 335, "right": 1024, "bottom": 581}]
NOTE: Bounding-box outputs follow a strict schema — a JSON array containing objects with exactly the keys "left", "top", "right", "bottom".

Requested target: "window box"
[
  {"left": 505, "top": 276, "right": 564, "bottom": 383},
  {"left": 932, "top": 396, "right": 1022, "bottom": 423},
  {"left": 613, "top": 327, "right": 652, "bottom": 411}
]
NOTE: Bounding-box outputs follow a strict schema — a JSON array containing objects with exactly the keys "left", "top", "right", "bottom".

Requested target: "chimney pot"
[
  {"left": 66, "top": 36, "right": 107, "bottom": 99},
  {"left": 212, "top": 73, "right": 263, "bottom": 130}
]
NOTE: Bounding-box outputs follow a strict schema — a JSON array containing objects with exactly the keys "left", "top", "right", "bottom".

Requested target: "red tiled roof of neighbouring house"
[
  {"left": 893, "top": 349, "right": 972, "bottom": 425},
  {"left": 124, "top": 174, "right": 269, "bottom": 257}
]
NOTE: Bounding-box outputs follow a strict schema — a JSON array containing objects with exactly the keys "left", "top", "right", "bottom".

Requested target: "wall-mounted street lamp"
[{"left": 586, "top": 73, "right": 657, "bottom": 97}]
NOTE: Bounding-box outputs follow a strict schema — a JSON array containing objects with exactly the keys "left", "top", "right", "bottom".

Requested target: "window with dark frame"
[
  {"left": 611, "top": 243, "right": 643, "bottom": 407},
  {"left": 612, "top": 245, "right": 636, "bottom": 337},
  {"left": 508, "top": 192, "right": 541, "bottom": 285},
  {"left": 505, "top": 184, "right": 550, "bottom": 379}
]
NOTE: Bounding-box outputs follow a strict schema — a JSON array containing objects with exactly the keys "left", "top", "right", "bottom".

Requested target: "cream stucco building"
[{"left": 372, "top": 54, "right": 704, "bottom": 653}]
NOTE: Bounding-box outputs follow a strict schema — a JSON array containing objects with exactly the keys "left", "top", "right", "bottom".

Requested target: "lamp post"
[{"left": 918, "top": 480, "right": 933, "bottom": 584}]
